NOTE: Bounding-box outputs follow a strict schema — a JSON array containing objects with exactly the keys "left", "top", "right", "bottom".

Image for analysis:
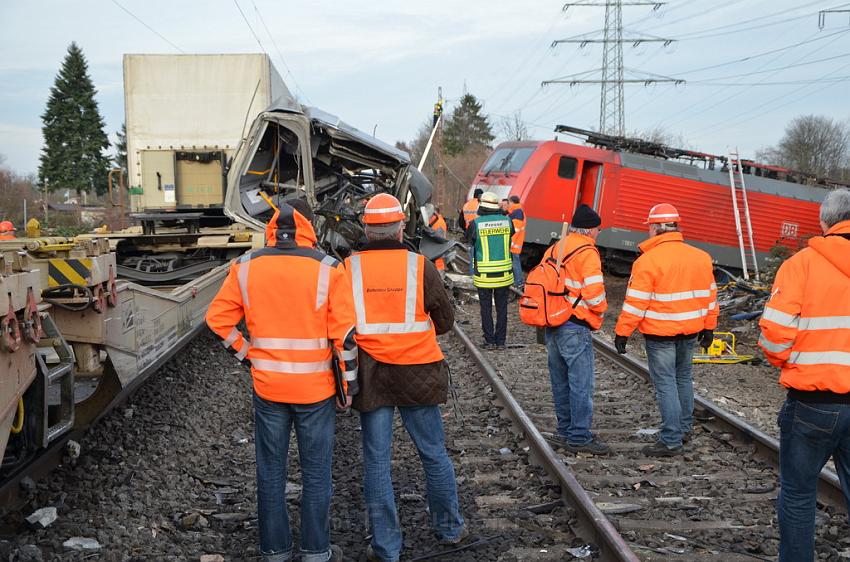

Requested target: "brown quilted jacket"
[{"left": 351, "top": 240, "right": 454, "bottom": 413}]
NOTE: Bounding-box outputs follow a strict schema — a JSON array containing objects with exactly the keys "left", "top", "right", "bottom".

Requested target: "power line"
[
  {"left": 636, "top": 0, "right": 742, "bottom": 32},
  {"left": 674, "top": 29, "right": 850, "bottom": 75},
  {"left": 232, "top": 0, "right": 266, "bottom": 53},
  {"left": 110, "top": 0, "right": 184, "bottom": 53},
  {"left": 692, "top": 40, "right": 850, "bottom": 137},
  {"left": 693, "top": 51, "right": 850, "bottom": 82},
  {"left": 688, "top": 75, "right": 850, "bottom": 86},
  {"left": 666, "top": 0, "right": 826, "bottom": 40},
  {"left": 655, "top": 27, "right": 832, "bottom": 129},
  {"left": 250, "top": 0, "right": 311, "bottom": 104},
  {"left": 486, "top": 13, "right": 566, "bottom": 113}
]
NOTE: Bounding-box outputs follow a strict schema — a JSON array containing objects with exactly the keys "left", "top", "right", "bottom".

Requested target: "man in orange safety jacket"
[
  {"left": 507, "top": 195, "right": 526, "bottom": 287},
  {"left": 758, "top": 188, "right": 850, "bottom": 562},
  {"left": 614, "top": 203, "right": 717, "bottom": 457},
  {"left": 0, "top": 221, "right": 16, "bottom": 240},
  {"left": 428, "top": 206, "right": 448, "bottom": 271},
  {"left": 542, "top": 204, "right": 609, "bottom": 455},
  {"left": 206, "top": 200, "right": 355, "bottom": 562},
  {"left": 461, "top": 188, "right": 483, "bottom": 276},
  {"left": 346, "top": 193, "right": 466, "bottom": 562}
]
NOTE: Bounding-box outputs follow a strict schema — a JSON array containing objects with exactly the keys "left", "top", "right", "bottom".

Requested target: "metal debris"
[
  {"left": 62, "top": 537, "right": 101, "bottom": 550},
  {"left": 25, "top": 507, "right": 57, "bottom": 529}
]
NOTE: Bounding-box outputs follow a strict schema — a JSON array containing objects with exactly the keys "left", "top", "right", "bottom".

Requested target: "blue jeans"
[
  {"left": 477, "top": 286, "right": 509, "bottom": 346},
  {"left": 360, "top": 405, "right": 464, "bottom": 562},
  {"left": 545, "top": 322, "right": 595, "bottom": 445},
  {"left": 777, "top": 398, "right": 850, "bottom": 562},
  {"left": 511, "top": 253, "right": 524, "bottom": 287},
  {"left": 253, "top": 393, "right": 336, "bottom": 562},
  {"left": 644, "top": 337, "right": 695, "bottom": 447}
]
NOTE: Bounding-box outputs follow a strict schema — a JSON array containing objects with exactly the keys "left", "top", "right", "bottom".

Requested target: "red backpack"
[{"left": 518, "top": 244, "right": 592, "bottom": 328}]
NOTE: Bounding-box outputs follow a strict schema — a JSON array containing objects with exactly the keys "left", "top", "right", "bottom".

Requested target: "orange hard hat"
[
  {"left": 645, "top": 203, "right": 681, "bottom": 224},
  {"left": 363, "top": 193, "right": 405, "bottom": 225},
  {"left": 0, "top": 221, "right": 15, "bottom": 232}
]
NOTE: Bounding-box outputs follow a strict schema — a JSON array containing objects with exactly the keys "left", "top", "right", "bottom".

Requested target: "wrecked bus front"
[{"left": 224, "top": 99, "right": 432, "bottom": 257}]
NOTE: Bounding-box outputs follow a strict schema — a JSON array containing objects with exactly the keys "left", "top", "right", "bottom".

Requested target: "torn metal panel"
[{"left": 224, "top": 97, "right": 442, "bottom": 261}]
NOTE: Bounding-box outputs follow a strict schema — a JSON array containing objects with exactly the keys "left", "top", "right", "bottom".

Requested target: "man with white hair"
[
  {"left": 759, "top": 187, "right": 850, "bottom": 562},
  {"left": 346, "top": 193, "right": 466, "bottom": 562},
  {"left": 614, "top": 203, "right": 717, "bottom": 457}
]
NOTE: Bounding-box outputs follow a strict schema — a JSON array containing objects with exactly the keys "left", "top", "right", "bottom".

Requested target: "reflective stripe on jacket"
[
  {"left": 543, "top": 232, "right": 607, "bottom": 330},
  {"left": 462, "top": 199, "right": 479, "bottom": 230},
  {"left": 615, "top": 231, "right": 718, "bottom": 337},
  {"left": 206, "top": 205, "right": 358, "bottom": 404},
  {"left": 471, "top": 213, "right": 514, "bottom": 288},
  {"left": 758, "top": 220, "right": 850, "bottom": 393},
  {"left": 508, "top": 203, "right": 526, "bottom": 255},
  {"left": 345, "top": 249, "right": 444, "bottom": 365}
]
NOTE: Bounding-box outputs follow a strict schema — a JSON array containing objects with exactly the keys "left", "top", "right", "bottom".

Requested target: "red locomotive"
[{"left": 467, "top": 126, "right": 841, "bottom": 275}]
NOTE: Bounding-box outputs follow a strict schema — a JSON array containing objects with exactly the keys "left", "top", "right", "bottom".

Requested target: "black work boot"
[
  {"left": 565, "top": 439, "right": 610, "bottom": 455},
  {"left": 642, "top": 440, "right": 683, "bottom": 457}
]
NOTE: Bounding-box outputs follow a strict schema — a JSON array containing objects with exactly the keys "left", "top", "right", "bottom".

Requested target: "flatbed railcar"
[
  {"left": 0, "top": 78, "right": 435, "bottom": 510},
  {"left": 467, "top": 126, "right": 840, "bottom": 273}
]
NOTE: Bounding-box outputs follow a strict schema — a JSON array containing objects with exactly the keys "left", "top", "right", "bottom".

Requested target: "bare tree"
[
  {"left": 499, "top": 111, "right": 529, "bottom": 142},
  {"left": 757, "top": 115, "right": 850, "bottom": 178},
  {"left": 628, "top": 126, "right": 691, "bottom": 148},
  {"left": 0, "top": 154, "right": 41, "bottom": 228}
]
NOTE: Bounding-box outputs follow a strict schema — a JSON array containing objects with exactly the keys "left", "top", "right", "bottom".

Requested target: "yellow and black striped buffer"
[{"left": 48, "top": 258, "right": 93, "bottom": 287}]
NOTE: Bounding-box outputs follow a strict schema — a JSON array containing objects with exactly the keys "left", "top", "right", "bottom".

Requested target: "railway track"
[
  {"left": 7, "top": 285, "right": 848, "bottom": 561},
  {"left": 451, "top": 294, "right": 849, "bottom": 561}
]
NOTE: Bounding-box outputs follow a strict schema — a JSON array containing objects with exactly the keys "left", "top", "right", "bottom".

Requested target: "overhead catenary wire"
[
  {"left": 250, "top": 0, "right": 311, "bottom": 104},
  {"left": 233, "top": 0, "right": 267, "bottom": 53},
  {"left": 110, "top": 0, "right": 184, "bottom": 53}
]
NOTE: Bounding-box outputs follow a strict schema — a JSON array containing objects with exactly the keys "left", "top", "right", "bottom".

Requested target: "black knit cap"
[{"left": 571, "top": 204, "right": 601, "bottom": 228}]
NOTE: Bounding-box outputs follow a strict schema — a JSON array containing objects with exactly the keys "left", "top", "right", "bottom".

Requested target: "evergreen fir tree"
[
  {"left": 38, "top": 42, "right": 110, "bottom": 197},
  {"left": 442, "top": 94, "right": 494, "bottom": 156}
]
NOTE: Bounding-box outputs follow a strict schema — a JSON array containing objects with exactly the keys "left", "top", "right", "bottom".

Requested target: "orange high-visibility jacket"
[
  {"left": 206, "top": 206, "right": 358, "bottom": 404},
  {"left": 429, "top": 213, "right": 448, "bottom": 271},
  {"left": 615, "top": 232, "right": 718, "bottom": 337},
  {"left": 461, "top": 199, "right": 479, "bottom": 230},
  {"left": 759, "top": 220, "right": 850, "bottom": 393},
  {"left": 508, "top": 203, "right": 526, "bottom": 255},
  {"left": 345, "top": 248, "right": 444, "bottom": 365},
  {"left": 543, "top": 232, "right": 607, "bottom": 330}
]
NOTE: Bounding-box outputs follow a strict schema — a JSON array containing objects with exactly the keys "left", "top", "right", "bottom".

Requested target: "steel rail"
[
  {"left": 452, "top": 323, "right": 640, "bottom": 562},
  {"left": 591, "top": 335, "right": 847, "bottom": 512}
]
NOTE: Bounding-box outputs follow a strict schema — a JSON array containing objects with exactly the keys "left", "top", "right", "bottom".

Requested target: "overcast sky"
[{"left": 1, "top": 0, "right": 849, "bottom": 175}]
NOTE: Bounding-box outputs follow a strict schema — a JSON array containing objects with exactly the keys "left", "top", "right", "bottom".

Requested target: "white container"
[{"left": 123, "top": 53, "right": 288, "bottom": 211}]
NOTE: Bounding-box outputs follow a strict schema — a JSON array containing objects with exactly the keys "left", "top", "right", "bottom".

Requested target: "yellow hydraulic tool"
[{"left": 692, "top": 331, "right": 755, "bottom": 364}]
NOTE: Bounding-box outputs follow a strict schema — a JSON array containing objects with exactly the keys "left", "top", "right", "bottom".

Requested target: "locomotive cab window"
[{"left": 558, "top": 157, "right": 578, "bottom": 179}]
